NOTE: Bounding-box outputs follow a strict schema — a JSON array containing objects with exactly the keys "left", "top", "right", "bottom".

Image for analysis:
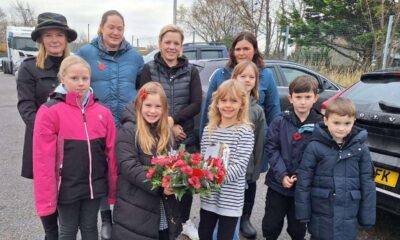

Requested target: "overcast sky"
[{"left": 2, "top": 0, "right": 193, "bottom": 47}]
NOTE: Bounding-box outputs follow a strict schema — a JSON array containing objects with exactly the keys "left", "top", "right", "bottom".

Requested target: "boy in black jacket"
[{"left": 262, "top": 76, "right": 323, "bottom": 240}]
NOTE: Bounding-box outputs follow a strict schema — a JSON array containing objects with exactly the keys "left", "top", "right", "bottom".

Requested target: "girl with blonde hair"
[
  {"left": 112, "top": 82, "right": 182, "bottom": 240},
  {"left": 33, "top": 55, "right": 118, "bottom": 240},
  {"left": 212, "top": 61, "right": 267, "bottom": 239},
  {"left": 199, "top": 80, "right": 254, "bottom": 240}
]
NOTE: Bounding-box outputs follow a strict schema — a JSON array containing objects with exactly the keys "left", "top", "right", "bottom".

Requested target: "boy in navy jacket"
[
  {"left": 262, "top": 76, "right": 323, "bottom": 240},
  {"left": 295, "top": 97, "right": 376, "bottom": 240}
]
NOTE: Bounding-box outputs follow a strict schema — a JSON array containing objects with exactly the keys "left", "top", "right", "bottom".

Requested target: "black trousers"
[
  {"left": 262, "top": 188, "right": 306, "bottom": 240},
  {"left": 159, "top": 229, "right": 169, "bottom": 240},
  {"left": 198, "top": 209, "right": 238, "bottom": 240},
  {"left": 243, "top": 181, "right": 257, "bottom": 216},
  {"left": 57, "top": 198, "right": 101, "bottom": 240},
  {"left": 40, "top": 211, "right": 58, "bottom": 240}
]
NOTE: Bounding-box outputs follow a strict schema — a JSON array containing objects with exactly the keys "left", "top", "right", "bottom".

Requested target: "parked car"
[
  {"left": 143, "top": 43, "right": 228, "bottom": 63},
  {"left": 321, "top": 69, "right": 400, "bottom": 215},
  {"left": 192, "top": 58, "right": 343, "bottom": 111}
]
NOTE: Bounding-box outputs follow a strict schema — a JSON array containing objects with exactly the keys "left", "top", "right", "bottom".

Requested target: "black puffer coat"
[
  {"left": 17, "top": 56, "right": 62, "bottom": 179},
  {"left": 139, "top": 53, "right": 202, "bottom": 150},
  {"left": 112, "top": 102, "right": 182, "bottom": 240},
  {"left": 295, "top": 122, "right": 376, "bottom": 240}
]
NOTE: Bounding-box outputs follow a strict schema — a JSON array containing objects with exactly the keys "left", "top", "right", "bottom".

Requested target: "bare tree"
[
  {"left": 228, "top": 0, "right": 267, "bottom": 37},
  {"left": 177, "top": 0, "right": 241, "bottom": 43},
  {"left": 9, "top": 0, "right": 36, "bottom": 27},
  {"left": 0, "top": 8, "right": 7, "bottom": 46},
  {"left": 69, "top": 31, "right": 90, "bottom": 52}
]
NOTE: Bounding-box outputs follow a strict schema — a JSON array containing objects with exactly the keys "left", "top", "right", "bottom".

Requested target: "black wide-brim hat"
[{"left": 31, "top": 12, "right": 77, "bottom": 42}]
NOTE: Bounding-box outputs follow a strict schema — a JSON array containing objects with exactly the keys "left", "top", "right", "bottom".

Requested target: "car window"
[
  {"left": 320, "top": 77, "right": 339, "bottom": 90},
  {"left": 184, "top": 51, "right": 196, "bottom": 60},
  {"left": 343, "top": 80, "right": 400, "bottom": 105},
  {"left": 281, "top": 67, "right": 319, "bottom": 85},
  {"left": 201, "top": 50, "right": 221, "bottom": 59}
]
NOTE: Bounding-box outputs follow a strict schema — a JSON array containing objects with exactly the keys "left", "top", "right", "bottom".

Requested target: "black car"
[
  {"left": 192, "top": 58, "right": 343, "bottom": 111},
  {"left": 322, "top": 70, "right": 400, "bottom": 215}
]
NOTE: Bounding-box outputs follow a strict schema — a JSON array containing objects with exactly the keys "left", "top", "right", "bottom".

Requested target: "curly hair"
[{"left": 207, "top": 79, "right": 251, "bottom": 132}]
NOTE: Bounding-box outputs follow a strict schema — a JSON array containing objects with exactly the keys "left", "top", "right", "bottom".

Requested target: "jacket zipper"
[
  {"left": 80, "top": 102, "right": 94, "bottom": 199},
  {"left": 171, "top": 76, "right": 175, "bottom": 115},
  {"left": 333, "top": 143, "right": 344, "bottom": 198}
]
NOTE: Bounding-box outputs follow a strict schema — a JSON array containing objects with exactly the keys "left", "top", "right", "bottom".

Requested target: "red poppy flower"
[
  {"left": 293, "top": 133, "right": 302, "bottom": 141},
  {"left": 98, "top": 63, "right": 106, "bottom": 70},
  {"left": 140, "top": 90, "right": 147, "bottom": 100}
]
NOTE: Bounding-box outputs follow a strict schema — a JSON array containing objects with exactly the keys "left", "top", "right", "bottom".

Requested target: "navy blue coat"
[
  {"left": 295, "top": 123, "right": 376, "bottom": 240},
  {"left": 265, "top": 109, "right": 322, "bottom": 196},
  {"left": 76, "top": 36, "right": 144, "bottom": 128}
]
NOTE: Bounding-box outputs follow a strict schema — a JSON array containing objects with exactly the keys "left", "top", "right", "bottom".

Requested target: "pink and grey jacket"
[{"left": 33, "top": 91, "right": 118, "bottom": 217}]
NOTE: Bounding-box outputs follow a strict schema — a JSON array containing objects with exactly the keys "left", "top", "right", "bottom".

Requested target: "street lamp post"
[{"left": 173, "top": 0, "right": 177, "bottom": 24}]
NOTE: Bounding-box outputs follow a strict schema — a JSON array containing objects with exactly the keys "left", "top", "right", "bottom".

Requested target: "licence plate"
[{"left": 374, "top": 167, "right": 399, "bottom": 188}]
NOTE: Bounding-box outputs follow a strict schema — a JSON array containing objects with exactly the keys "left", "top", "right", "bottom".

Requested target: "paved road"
[{"left": 0, "top": 72, "right": 399, "bottom": 240}]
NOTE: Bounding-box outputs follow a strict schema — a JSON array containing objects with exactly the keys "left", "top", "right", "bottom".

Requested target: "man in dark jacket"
[
  {"left": 295, "top": 97, "right": 376, "bottom": 240},
  {"left": 262, "top": 76, "right": 323, "bottom": 240}
]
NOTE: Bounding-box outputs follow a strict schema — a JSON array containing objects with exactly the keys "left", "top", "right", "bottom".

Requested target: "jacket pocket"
[
  {"left": 350, "top": 190, "right": 361, "bottom": 200},
  {"left": 311, "top": 188, "right": 333, "bottom": 217},
  {"left": 347, "top": 190, "right": 361, "bottom": 218}
]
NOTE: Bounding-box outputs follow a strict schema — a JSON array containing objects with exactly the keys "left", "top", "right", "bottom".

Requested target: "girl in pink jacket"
[{"left": 33, "top": 55, "right": 118, "bottom": 240}]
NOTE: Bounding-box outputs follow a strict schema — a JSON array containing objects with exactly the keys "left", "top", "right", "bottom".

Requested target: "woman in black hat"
[{"left": 16, "top": 12, "right": 77, "bottom": 240}]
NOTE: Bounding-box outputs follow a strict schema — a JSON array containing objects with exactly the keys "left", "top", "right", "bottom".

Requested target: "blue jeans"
[
  {"left": 212, "top": 218, "right": 240, "bottom": 240},
  {"left": 57, "top": 198, "right": 101, "bottom": 240}
]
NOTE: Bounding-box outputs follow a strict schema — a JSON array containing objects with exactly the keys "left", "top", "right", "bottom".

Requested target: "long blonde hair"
[
  {"left": 135, "top": 82, "right": 170, "bottom": 155},
  {"left": 232, "top": 60, "right": 260, "bottom": 100},
  {"left": 36, "top": 37, "right": 70, "bottom": 69},
  {"left": 207, "top": 79, "right": 251, "bottom": 132}
]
